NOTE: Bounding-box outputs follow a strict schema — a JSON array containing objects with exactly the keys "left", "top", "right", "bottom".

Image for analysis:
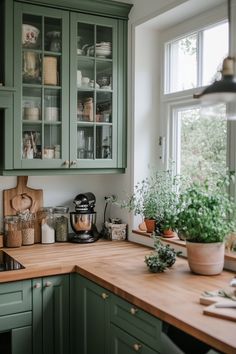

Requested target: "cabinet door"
[
  {"left": 70, "top": 13, "right": 121, "bottom": 169},
  {"left": 13, "top": 3, "right": 70, "bottom": 169},
  {"left": 12, "top": 326, "right": 32, "bottom": 354},
  {"left": 71, "top": 274, "right": 110, "bottom": 354},
  {"left": 110, "top": 324, "right": 158, "bottom": 354},
  {"left": 32, "top": 275, "right": 70, "bottom": 354}
]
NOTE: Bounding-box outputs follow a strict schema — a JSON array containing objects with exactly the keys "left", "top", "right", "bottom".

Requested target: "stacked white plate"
[{"left": 96, "top": 42, "right": 112, "bottom": 58}]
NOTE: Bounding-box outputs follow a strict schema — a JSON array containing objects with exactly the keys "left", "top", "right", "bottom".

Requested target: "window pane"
[
  {"left": 167, "top": 33, "right": 197, "bottom": 93},
  {"left": 202, "top": 22, "right": 228, "bottom": 85},
  {"left": 176, "top": 104, "right": 227, "bottom": 182}
]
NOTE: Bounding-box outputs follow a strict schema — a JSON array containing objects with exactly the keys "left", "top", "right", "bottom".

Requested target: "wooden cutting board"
[
  {"left": 3, "top": 176, "right": 43, "bottom": 243},
  {"left": 200, "top": 290, "right": 236, "bottom": 322}
]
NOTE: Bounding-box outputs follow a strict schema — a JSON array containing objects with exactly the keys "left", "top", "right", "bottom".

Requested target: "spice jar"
[
  {"left": 4, "top": 216, "right": 22, "bottom": 248},
  {"left": 54, "top": 206, "right": 69, "bottom": 242},
  {"left": 39, "top": 207, "right": 55, "bottom": 244}
]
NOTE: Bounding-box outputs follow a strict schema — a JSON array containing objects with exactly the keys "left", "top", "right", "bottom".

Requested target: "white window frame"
[{"left": 159, "top": 4, "right": 230, "bottom": 174}]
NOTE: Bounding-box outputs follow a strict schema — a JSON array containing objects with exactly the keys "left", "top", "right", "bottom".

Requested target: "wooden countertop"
[{"left": 1, "top": 240, "right": 235, "bottom": 354}]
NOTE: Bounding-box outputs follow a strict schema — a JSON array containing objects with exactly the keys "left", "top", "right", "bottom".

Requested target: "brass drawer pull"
[
  {"left": 34, "top": 282, "right": 41, "bottom": 289},
  {"left": 101, "top": 292, "right": 109, "bottom": 300},
  {"left": 133, "top": 343, "right": 142, "bottom": 351},
  {"left": 130, "top": 307, "right": 138, "bottom": 315}
]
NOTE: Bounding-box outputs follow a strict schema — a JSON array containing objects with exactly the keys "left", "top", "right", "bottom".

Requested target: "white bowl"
[{"left": 22, "top": 24, "right": 40, "bottom": 48}]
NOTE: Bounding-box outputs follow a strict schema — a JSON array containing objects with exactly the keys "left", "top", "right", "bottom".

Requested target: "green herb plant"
[
  {"left": 175, "top": 173, "right": 236, "bottom": 243},
  {"left": 120, "top": 165, "right": 186, "bottom": 223},
  {"left": 145, "top": 238, "right": 181, "bottom": 273}
]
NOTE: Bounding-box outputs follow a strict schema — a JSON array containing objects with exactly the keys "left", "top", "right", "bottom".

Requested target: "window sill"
[{"left": 132, "top": 229, "right": 236, "bottom": 264}]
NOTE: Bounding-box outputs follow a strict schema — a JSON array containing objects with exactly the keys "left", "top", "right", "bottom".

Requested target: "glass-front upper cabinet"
[
  {"left": 14, "top": 3, "right": 69, "bottom": 169},
  {"left": 70, "top": 14, "right": 118, "bottom": 168}
]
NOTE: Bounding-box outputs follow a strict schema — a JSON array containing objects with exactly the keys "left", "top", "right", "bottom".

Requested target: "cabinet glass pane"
[
  {"left": 96, "top": 61, "right": 112, "bottom": 89},
  {"left": 77, "top": 59, "right": 95, "bottom": 88},
  {"left": 96, "top": 92, "right": 112, "bottom": 123},
  {"left": 22, "top": 87, "right": 41, "bottom": 121},
  {"left": 44, "top": 18, "right": 62, "bottom": 53},
  {"left": 77, "top": 23, "right": 95, "bottom": 56},
  {"left": 22, "top": 52, "right": 41, "bottom": 84},
  {"left": 22, "top": 126, "right": 41, "bottom": 159},
  {"left": 96, "top": 26, "right": 112, "bottom": 59},
  {"left": 44, "top": 89, "right": 61, "bottom": 122},
  {"left": 77, "top": 127, "right": 94, "bottom": 159},
  {"left": 22, "top": 14, "right": 42, "bottom": 50},
  {"left": 96, "top": 126, "right": 112, "bottom": 159},
  {"left": 77, "top": 92, "right": 94, "bottom": 122},
  {"left": 44, "top": 125, "right": 61, "bottom": 159}
]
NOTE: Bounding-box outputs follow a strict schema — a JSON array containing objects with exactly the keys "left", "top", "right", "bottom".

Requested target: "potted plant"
[
  {"left": 175, "top": 174, "right": 236, "bottom": 275},
  {"left": 120, "top": 166, "right": 184, "bottom": 233}
]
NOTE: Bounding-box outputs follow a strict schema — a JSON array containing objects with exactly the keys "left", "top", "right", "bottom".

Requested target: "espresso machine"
[{"left": 69, "top": 192, "right": 100, "bottom": 243}]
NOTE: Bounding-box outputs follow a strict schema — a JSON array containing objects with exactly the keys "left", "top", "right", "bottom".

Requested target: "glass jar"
[
  {"left": 4, "top": 216, "right": 22, "bottom": 248},
  {"left": 54, "top": 206, "right": 69, "bottom": 242},
  {"left": 39, "top": 207, "right": 55, "bottom": 244}
]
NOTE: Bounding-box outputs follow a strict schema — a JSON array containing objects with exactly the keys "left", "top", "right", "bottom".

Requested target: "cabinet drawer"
[
  {"left": 0, "top": 311, "right": 32, "bottom": 331},
  {"left": 110, "top": 295, "right": 161, "bottom": 352},
  {"left": 0, "top": 280, "right": 32, "bottom": 316},
  {"left": 110, "top": 324, "right": 158, "bottom": 354}
]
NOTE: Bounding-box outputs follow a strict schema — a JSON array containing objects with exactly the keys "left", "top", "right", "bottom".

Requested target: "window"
[
  {"left": 162, "top": 20, "right": 229, "bottom": 180},
  {"left": 165, "top": 21, "right": 228, "bottom": 94}
]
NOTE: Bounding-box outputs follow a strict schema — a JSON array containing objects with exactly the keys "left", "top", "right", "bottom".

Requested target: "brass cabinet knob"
[
  {"left": 34, "top": 282, "right": 41, "bottom": 289},
  {"left": 130, "top": 307, "right": 138, "bottom": 315},
  {"left": 133, "top": 343, "right": 142, "bottom": 351},
  {"left": 101, "top": 292, "right": 109, "bottom": 300},
  {"left": 63, "top": 160, "right": 69, "bottom": 167},
  {"left": 45, "top": 281, "right": 52, "bottom": 287}
]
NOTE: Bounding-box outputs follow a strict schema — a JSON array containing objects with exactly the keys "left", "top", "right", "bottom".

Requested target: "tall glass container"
[{"left": 54, "top": 206, "right": 69, "bottom": 242}]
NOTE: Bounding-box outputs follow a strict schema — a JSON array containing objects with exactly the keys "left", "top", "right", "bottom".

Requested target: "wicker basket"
[{"left": 44, "top": 57, "right": 57, "bottom": 85}]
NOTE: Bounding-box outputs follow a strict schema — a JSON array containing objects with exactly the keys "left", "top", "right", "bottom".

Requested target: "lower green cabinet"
[
  {"left": 0, "top": 280, "right": 32, "bottom": 354},
  {"left": 71, "top": 274, "right": 111, "bottom": 354},
  {"left": 32, "top": 275, "right": 70, "bottom": 354},
  {"left": 72, "top": 275, "right": 161, "bottom": 354},
  {"left": 110, "top": 324, "right": 157, "bottom": 354}
]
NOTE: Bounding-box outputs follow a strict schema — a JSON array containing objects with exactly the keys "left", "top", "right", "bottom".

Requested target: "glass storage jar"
[
  {"left": 39, "top": 207, "right": 55, "bottom": 244},
  {"left": 54, "top": 206, "right": 69, "bottom": 242},
  {"left": 4, "top": 216, "right": 22, "bottom": 247}
]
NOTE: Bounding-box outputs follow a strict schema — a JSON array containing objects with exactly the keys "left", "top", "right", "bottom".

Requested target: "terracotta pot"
[
  {"left": 186, "top": 241, "right": 225, "bottom": 275},
  {"left": 144, "top": 219, "right": 156, "bottom": 233},
  {"left": 162, "top": 229, "right": 176, "bottom": 238}
]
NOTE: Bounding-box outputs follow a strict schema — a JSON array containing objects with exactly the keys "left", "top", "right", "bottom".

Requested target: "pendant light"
[{"left": 193, "top": 0, "right": 236, "bottom": 104}]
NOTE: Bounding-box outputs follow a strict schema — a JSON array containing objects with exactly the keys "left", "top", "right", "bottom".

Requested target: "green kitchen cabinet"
[
  {"left": 0, "top": 280, "right": 32, "bottom": 354},
  {"left": 0, "top": 0, "right": 131, "bottom": 175},
  {"left": 71, "top": 274, "right": 111, "bottom": 354},
  {"left": 72, "top": 274, "right": 162, "bottom": 354},
  {"left": 32, "top": 275, "right": 70, "bottom": 354}
]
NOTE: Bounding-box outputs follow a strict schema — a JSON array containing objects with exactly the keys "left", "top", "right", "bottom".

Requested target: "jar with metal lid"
[
  {"left": 39, "top": 207, "right": 55, "bottom": 244},
  {"left": 54, "top": 206, "right": 69, "bottom": 242},
  {"left": 4, "top": 215, "right": 22, "bottom": 247}
]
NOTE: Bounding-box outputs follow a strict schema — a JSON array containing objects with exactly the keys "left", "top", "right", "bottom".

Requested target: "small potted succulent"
[{"left": 175, "top": 173, "right": 236, "bottom": 275}]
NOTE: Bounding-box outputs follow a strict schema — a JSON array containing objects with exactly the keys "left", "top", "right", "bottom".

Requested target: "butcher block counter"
[{"left": 0, "top": 240, "right": 235, "bottom": 354}]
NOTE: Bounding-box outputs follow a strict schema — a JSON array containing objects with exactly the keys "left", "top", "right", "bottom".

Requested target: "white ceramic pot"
[{"left": 186, "top": 241, "right": 225, "bottom": 275}]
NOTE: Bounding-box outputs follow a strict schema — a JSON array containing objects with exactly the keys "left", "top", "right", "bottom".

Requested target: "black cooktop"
[{"left": 0, "top": 250, "right": 25, "bottom": 271}]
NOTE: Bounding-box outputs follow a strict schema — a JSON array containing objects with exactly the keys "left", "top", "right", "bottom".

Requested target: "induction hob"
[{"left": 0, "top": 250, "right": 24, "bottom": 271}]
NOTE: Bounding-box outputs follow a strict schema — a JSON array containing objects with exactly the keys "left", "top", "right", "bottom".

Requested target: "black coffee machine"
[{"left": 69, "top": 192, "right": 99, "bottom": 243}]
